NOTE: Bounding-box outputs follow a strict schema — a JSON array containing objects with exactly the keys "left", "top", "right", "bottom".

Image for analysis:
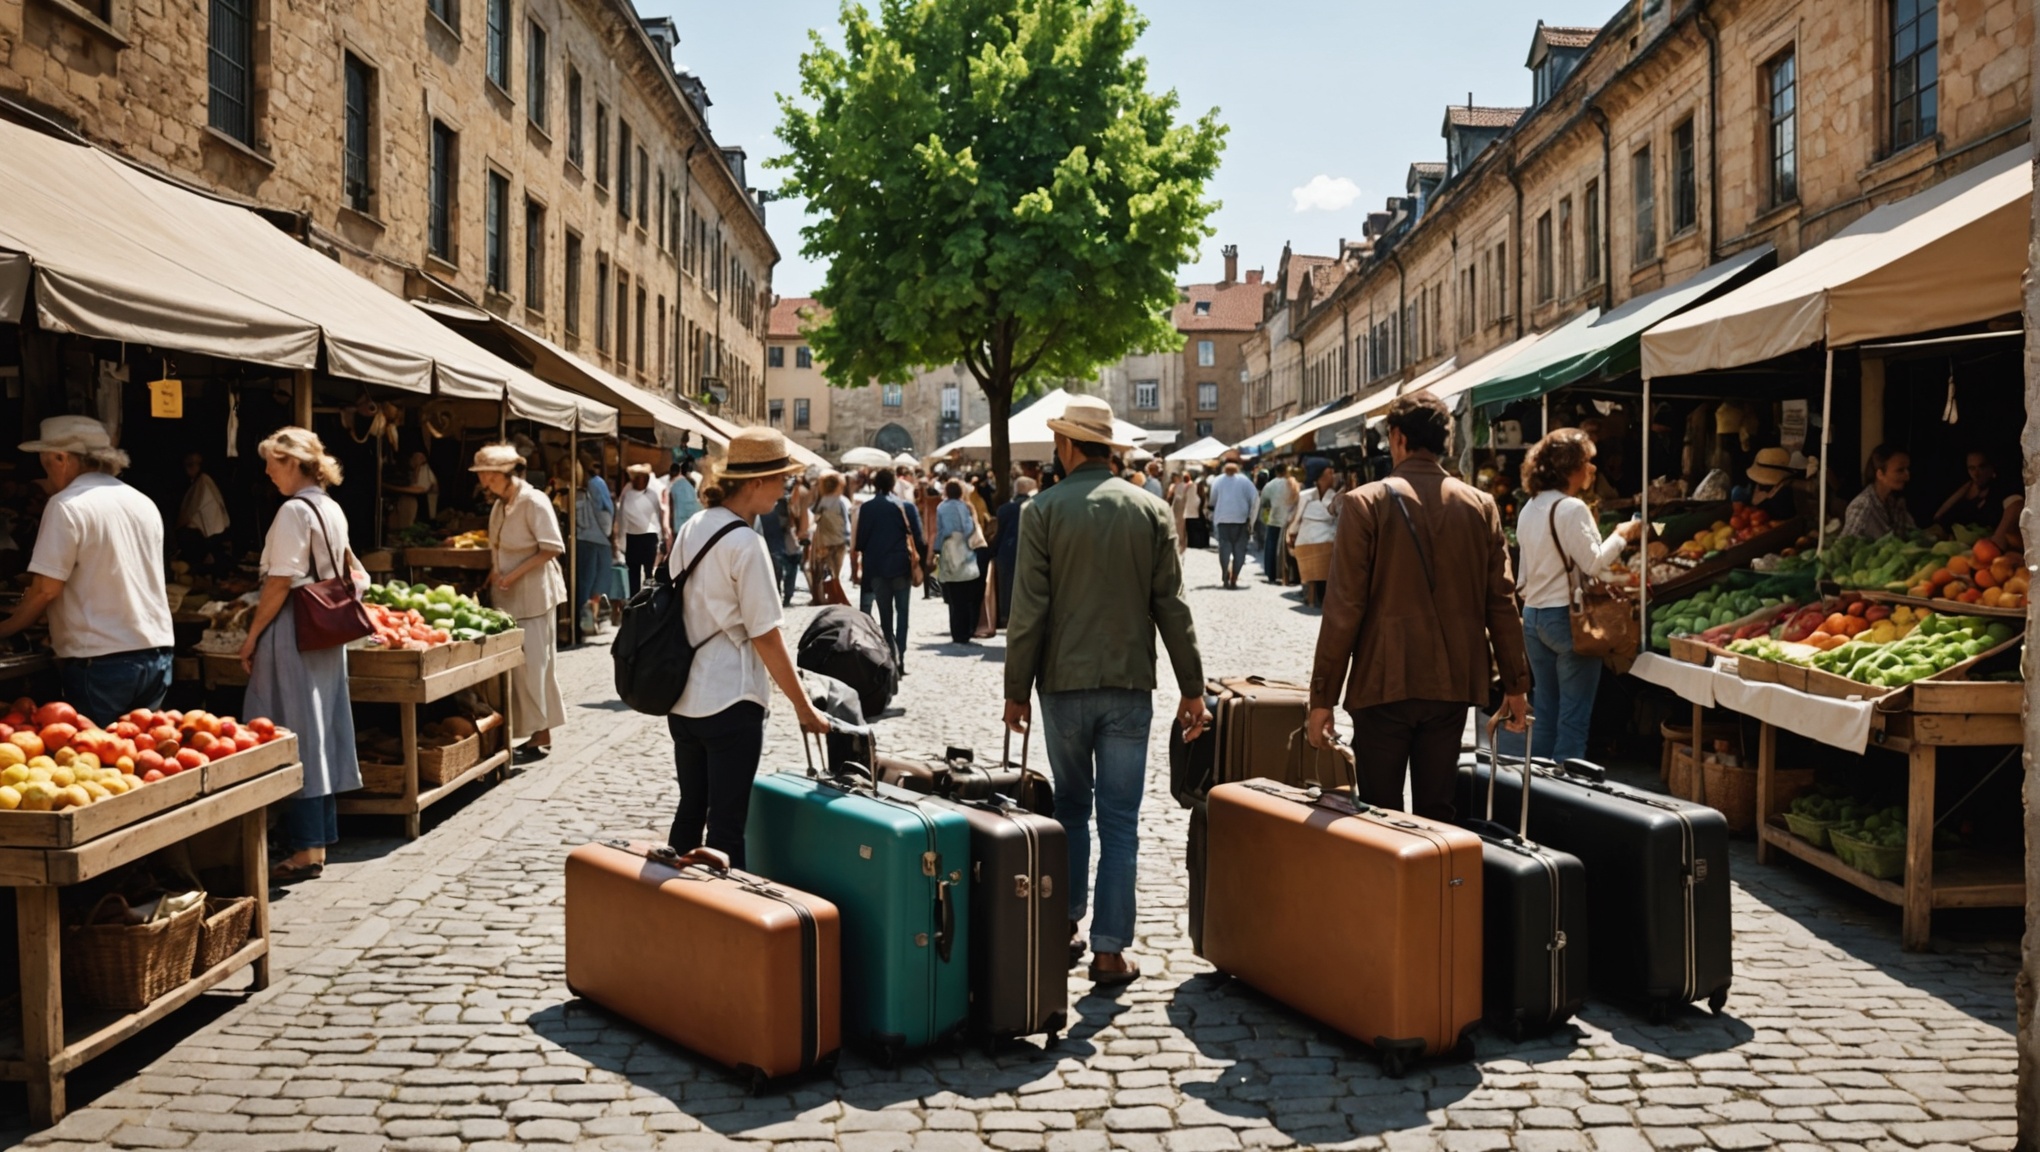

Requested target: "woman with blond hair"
[
  {"left": 240, "top": 427, "right": 365, "bottom": 883},
  {"left": 473, "top": 444, "right": 568, "bottom": 762}
]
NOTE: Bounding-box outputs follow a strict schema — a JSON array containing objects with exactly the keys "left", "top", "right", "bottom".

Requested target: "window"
[
  {"left": 768, "top": 345, "right": 785, "bottom": 369},
  {"left": 882, "top": 384, "right": 903, "bottom": 408},
  {"left": 566, "top": 66, "right": 583, "bottom": 167},
  {"left": 1459, "top": 265, "right": 1477, "bottom": 336},
  {"left": 594, "top": 254, "right": 609, "bottom": 352},
  {"left": 525, "top": 20, "right": 547, "bottom": 130},
  {"left": 594, "top": 103, "right": 609, "bottom": 187},
  {"left": 428, "top": 122, "right": 456, "bottom": 260},
  {"left": 1494, "top": 241, "right": 1508, "bottom": 319},
  {"left": 1196, "top": 340, "right": 1215, "bottom": 368},
  {"left": 615, "top": 272, "right": 630, "bottom": 369},
  {"left": 1134, "top": 380, "right": 1159, "bottom": 410},
  {"left": 941, "top": 385, "right": 960, "bottom": 420},
  {"left": 636, "top": 147, "right": 649, "bottom": 224},
  {"left": 564, "top": 231, "right": 582, "bottom": 336},
  {"left": 1198, "top": 382, "right": 1218, "bottom": 411},
  {"left": 618, "top": 121, "right": 634, "bottom": 220},
  {"left": 656, "top": 295, "right": 666, "bottom": 379},
  {"left": 523, "top": 199, "right": 544, "bottom": 310},
  {"left": 1631, "top": 144, "right": 1657, "bottom": 264},
  {"left": 1195, "top": 420, "right": 1214, "bottom": 438},
  {"left": 1767, "top": 50, "right": 1798, "bottom": 205},
  {"left": 769, "top": 400, "right": 785, "bottom": 425},
  {"left": 485, "top": 0, "right": 510, "bottom": 91},
  {"left": 1193, "top": 301, "right": 1211, "bottom": 316},
  {"left": 1890, "top": 0, "right": 1938, "bottom": 151},
  {"left": 1558, "top": 197, "right": 1574, "bottom": 299},
  {"left": 635, "top": 284, "right": 647, "bottom": 372},
  {"left": 1535, "top": 211, "right": 1554, "bottom": 303},
  {"left": 1583, "top": 180, "right": 1602, "bottom": 285},
  {"left": 207, "top": 0, "right": 255, "bottom": 144},
  {"left": 656, "top": 172, "right": 667, "bottom": 248},
  {"left": 795, "top": 346, "right": 813, "bottom": 369},
  {"left": 343, "top": 54, "right": 374, "bottom": 214},
  {"left": 1672, "top": 119, "right": 1697, "bottom": 234},
  {"left": 485, "top": 171, "right": 509, "bottom": 293},
  {"left": 428, "top": 0, "right": 456, "bottom": 32},
  {"left": 794, "top": 399, "right": 811, "bottom": 429}
]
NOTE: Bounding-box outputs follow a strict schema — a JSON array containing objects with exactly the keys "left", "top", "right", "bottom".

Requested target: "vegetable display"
[
  {"left": 1823, "top": 526, "right": 2029, "bottom": 608},
  {"left": 363, "top": 583, "right": 516, "bottom": 647},
  {"left": 1805, "top": 615, "right": 2013, "bottom": 688},
  {"left": 1648, "top": 586, "right": 1786, "bottom": 652}
]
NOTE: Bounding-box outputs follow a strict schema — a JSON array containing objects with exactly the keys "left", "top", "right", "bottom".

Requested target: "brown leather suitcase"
[
  {"left": 1170, "top": 676, "right": 1348, "bottom": 806},
  {"left": 1186, "top": 733, "right": 1353, "bottom": 957},
  {"left": 1203, "top": 778, "right": 1483, "bottom": 1077},
  {"left": 565, "top": 840, "right": 841, "bottom": 1086}
]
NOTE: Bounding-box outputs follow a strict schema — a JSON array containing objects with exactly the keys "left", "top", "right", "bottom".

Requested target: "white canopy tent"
[
  {"left": 931, "top": 388, "right": 1150, "bottom": 458},
  {"left": 1165, "top": 435, "right": 1229, "bottom": 463}
]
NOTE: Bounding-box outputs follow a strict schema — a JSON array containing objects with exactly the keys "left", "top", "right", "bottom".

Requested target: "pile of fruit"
[
  {"left": 0, "top": 700, "right": 286, "bottom": 811},
  {"left": 364, "top": 583, "right": 516, "bottom": 647},
  {"left": 1667, "top": 504, "right": 1778, "bottom": 568},
  {"left": 1807, "top": 614, "right": 2014, "bottom": 688},
  {"left": 1789, "top": 599, "right": 1924, "bottom": 650},
  {"left": 1649, "top": 585, "right": 1788, "bottom": 652},
  {"left": 1903, "top": 536, "right": 2029, "bottom": 610},
  {"left": 444, "top": 530, "right": 489, "bottom": 550}
]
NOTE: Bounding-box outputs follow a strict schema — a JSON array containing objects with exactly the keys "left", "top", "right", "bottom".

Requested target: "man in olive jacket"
[{"left": 1005, "top": 395, "right": 1208, "bottom": 988}]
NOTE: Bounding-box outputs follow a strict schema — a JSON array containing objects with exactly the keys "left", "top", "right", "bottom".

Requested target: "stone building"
[
  {"left": 1089, "top": 348, "right": 1184, "bottom": 444},
  {"left": 765, "top": 296, "right": 989, "bottom": 459},
  {"left": 0, "top": 0, "right": 775, "bottom": 422},
  {"left": 1171, "top": 245, "right": 1272, "bottom": 445}
]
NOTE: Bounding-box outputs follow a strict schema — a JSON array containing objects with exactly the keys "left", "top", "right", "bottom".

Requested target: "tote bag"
[{"left": 1549, "top": 503, "right": 1639, "bottom": 663}]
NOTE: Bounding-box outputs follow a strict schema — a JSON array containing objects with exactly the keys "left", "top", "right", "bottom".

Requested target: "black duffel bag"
[{"left": 796, "top": 606, "right": 899, "bottom": 719}]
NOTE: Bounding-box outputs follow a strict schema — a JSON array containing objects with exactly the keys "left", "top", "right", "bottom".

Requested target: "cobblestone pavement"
[{"left": 3, "top": 547, "right": 2020, "bottom": 1151}]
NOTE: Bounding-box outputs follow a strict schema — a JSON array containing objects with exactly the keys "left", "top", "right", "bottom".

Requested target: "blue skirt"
[{"left": 245, "top": 608, "right": 361, "bottom": 800}]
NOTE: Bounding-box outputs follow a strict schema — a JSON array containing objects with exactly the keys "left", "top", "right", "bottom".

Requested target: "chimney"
[
  {"left": 1245, "top": 269, "right": 1264, "bottom": 285},
  {"left": 1221, "top": 244, "right": 1239, "bottom": 284}
]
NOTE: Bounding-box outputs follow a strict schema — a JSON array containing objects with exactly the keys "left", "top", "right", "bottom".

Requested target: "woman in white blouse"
[
  {"left": 473, "top": 444, "right": 568, "bottom": 763},
  {"left": 668, "top": 428, "right": 829, "bottom": 867},
  {"left": 240, "top": 428, "right": 365, "bottom": 884},
  {"left": 1513, "top": 428, "right": 1643, "bottom": 764},
  {"left": 1286, "top": 465, "right": 1340, "bottom": 607}
]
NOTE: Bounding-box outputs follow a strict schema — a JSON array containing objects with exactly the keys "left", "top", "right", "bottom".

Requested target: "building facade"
[
  {"left": 1090, "top": 348, "right": 1184, "bottom": 443},
  {"left": 0, "top": 0, "right": 775, "bottom": 422},
  {"left": 765, "top": 296, "right": 990, "bottom": 459},
  {"left": 1171, "top": 245, "right": 1271, "bottom": 445}
]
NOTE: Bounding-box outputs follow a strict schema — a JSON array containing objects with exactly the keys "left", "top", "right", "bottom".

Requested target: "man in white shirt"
[
  {"left": 0, "top": 417, "right": 176, "bottom": 724},
  {"left": 1206, "top": 461, "right": 1260, "bottom": 590},
  {"left": 617, "top": 463, "right": 665, "bottom": 597},
  {"left": 1260, "top": 467, "right": 1298, "bottom": 585}
]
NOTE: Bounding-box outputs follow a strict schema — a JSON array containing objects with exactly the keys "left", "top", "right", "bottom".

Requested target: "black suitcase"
[
  {"left": 875, "top": 733, "right": 1054, "bottom": 818},
  {"left": 1185, "top": 797, "right": 1209, "bottom": 956},
  {"left": 1456, "top": 751, "right": 1732, "bottom": 1020},
  {"left": 1461, "top": 719, "right": 1589, "bottom": 1039}
]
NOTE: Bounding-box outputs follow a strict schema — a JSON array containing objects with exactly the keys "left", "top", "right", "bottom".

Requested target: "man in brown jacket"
[{"left": 1305, "top": 392, "right": 1531, "bottom": 821}]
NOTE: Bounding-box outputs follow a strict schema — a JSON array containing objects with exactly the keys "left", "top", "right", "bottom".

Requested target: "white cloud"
[{"left": 1292, "top": 174, "right": 1361, "bottom": 214}]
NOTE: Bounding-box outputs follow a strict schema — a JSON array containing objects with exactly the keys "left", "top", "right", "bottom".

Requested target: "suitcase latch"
[
  {"left": 922, "top": 851, "right": 939, "bottom": 877},
  {"left": 859, "top": 845, "right": 873, "bottom": 860},
  {"left": 1691, "top": 858, "right": 1709, "bottom": 882},
  {"left": 1449, "top": 878, "right": 1464, "bottom": 887},
  {"left": 915, "top": 933, "right": 929, "bottom": 948},
  {"left": 1041, "top": 875, "right": 1053, "bottom": 898},
  {"left": 1014, "top": 875, "right": 1031, "bottom": 898}
]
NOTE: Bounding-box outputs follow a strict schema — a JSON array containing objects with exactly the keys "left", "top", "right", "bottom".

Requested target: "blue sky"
[{"left": 641, "top": 0, "right": 1619, "bottom": 295}]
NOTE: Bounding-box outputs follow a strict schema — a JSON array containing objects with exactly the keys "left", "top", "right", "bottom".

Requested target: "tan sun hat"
[
  {"left": 717, "top": 427, "right": 806, "bottom": 481},
  {"left": 1045, "top": 395, "right": 1132, "bottom": 450},
  {"left": 626, "top": 462, "right": 653, "bottom": 478},
  {"left": 1747, "top": 446, "right": 1795, "bottom": 485},
  {"left": 20, "top": 415, "right": 114, "bottom": 455},
  {"left": 469, "top": 444, "right": 525, "bottom": 474}
]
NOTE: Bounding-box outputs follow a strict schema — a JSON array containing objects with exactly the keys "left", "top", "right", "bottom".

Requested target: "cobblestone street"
[{"left": 2, "top": 550, "right": 2019, "bottom": 1152}]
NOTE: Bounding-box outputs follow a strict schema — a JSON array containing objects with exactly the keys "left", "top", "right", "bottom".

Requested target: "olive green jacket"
[{"left": 1005, "top": 462, "right": 1204, "bottom": 702}]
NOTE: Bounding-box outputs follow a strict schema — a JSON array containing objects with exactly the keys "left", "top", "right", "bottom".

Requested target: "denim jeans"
[
  {"left": 866, "top": 573, "right": 913, "bottom": 669},
  {"left": 1040, "top": 688, "right": 1153, "bottom": 954},
  {"left": 1261, "top": 524, "right": 1286, "bottom": 582},
  {"left": 56, "top": 647, "right": 171, "bottom": 727},
  {"left": 282, "top": 794, "right": 338, "bottom": 852},
  {"left": 1501, "top": 605, "right": 1603, "bottom": 765},
  {"left": 1214, "top": 522, "right": 1250, "bottom": 581},
  {"left": 668, "top": 702, "right": 767, "bottom": 869},
  {"left": 773, "top": 551, "right": 800, "bottom": 605}
]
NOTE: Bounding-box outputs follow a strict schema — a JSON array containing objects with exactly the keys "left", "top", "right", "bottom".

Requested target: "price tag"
[{"left": 148, "top": 377, "right": 183, "bottom": 418}]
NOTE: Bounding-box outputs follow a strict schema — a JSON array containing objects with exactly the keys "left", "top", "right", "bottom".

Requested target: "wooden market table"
[
  {"left": 338, "top": 634, "right": 523, "bottom": 839},
  {"left": 398, "top": 547, "right": 494, "bottom": 596},
  {"left": 0, "top": 739, "right": 302, "bottom": 1124}
]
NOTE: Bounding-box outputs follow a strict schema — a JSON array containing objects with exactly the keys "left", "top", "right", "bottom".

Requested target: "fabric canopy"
[
  {"left": 1471, "top": 246, "right": 1775, "bottom": 409},
  {"left": 1439, "top": 324, "right": 1585, "bottom": 413},
  {"left": 1643, "top": 144, "right": 2033, "bottom": 378},
  {"left": 688, "top": 406, "right": 828, "bottom": 470},
  {"left": 933, "top": 388, "right": 1150, "bottom": 457},
  {"left": 1286, "top": 357, "right": 1466, "bottom": 450},
  {"left": 1233, "top": 398, "right": 1343, "bottom": 457},
  {"left": 1264, "top": 395, "right": 1358, "bottom": 454},
  {"left": 1165, "top": 435, "right": 1229, "bottom": 463}
]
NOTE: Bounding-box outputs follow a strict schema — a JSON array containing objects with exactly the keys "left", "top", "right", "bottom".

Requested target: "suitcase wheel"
[
  {"left": 1708, "top": 988, "right": 1729, "bottom": 1015},
  {"left": 1373, "top": 1038, "right": 1424, "bottom": 1080}
]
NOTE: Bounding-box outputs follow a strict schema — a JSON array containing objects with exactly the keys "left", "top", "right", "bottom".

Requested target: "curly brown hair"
[{"left": 1523, "top": 427, "right": 1595, "bottom": 495}]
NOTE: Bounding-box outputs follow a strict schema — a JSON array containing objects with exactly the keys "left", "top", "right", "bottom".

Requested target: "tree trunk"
[
  {"left": 2018, "top": 33, "right": 2040, "bottom": 1149},
  {"left": 985, "top": 376, "right": 1015, "bottom": 509}
]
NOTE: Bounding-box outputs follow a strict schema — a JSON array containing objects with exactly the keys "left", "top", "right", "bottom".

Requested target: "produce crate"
[
  {"left": 1800, "top": 630, "right": 2022, "bottom": 703},
  {"left": 1830, "top": 829, "right": 1905, "bottom": 881},
  {"left": 1911, "top": 678, "right": 2022, "bottom": 715},
  {"left": 358, "top": 760, "right": 406, "bottom": 796},
  {"left": 347, "top": 639, "right": 482, "bottom": 680},
  {"left": 200, "top": 651, "right": 248, "bottom": 689},
  {"left": 201, "top": 732, "right": 300, "bottom": 794},
  {"left": 480, "top": 628, "right": 525, "bottom": 660},
  {"left": 0, "top": 770, "right": 202, "bottom": 850},
  {"left": 400, "top": 547, "right": 493, "bottom": 570},
  {"left": 1784, "top": 811, "right": 1841, "bottom": 849},
  {"left": 1667, "top": 635, "right": 1722, "bottom": 666},
  {"left": 417, "top": 731, "right": 481, "bottom": 787}
]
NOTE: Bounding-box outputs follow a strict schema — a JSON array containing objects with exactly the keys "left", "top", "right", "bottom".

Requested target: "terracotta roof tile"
[
  {"left": 1173, "top": 279, "right": 1272, "bottom": 330},
  {"left": 1445, "top": 105, "right": 1527, "bottom": 130},
  {"left": 769, "top": 296, "right": 823, "bottom": 338}
]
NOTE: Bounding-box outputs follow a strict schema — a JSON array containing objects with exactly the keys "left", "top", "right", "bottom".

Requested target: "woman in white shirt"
[
  {"left": 239, "top": 428, "right": 366, "bottom": 884},
  {"left": 1513, "top": 428, "right": 1643, "bottom": 764},
  {"left": 1286, "top": 466, "right": 1341, "bottom": 607},
  {"left": 668, "top": 429, "right": 829, "bottom": 867},
  {"left": 473, "top": 444, "right": 569, "bottom": 763}
]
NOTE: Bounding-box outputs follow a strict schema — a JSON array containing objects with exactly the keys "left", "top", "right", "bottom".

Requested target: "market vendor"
[
  {"left": 0, "top": 417, "right": 176, "bottom": 724},
  {"left": 1933, "top": 449, "right": 2015, "bottom": 531},
  {"left": 473, "top": 444, "right": 567, "bottom": 762},
  {"left": 176, "top": 451, "right": 232, "bottom": 574},
  {"left": 1841, "top": 444, "right": 1915, "bottom": 540},
  {"left": 1745, "top": 447, "right": 1800, "bottom": 521},
  {"left": 387, "top": 450, "right": 439, "bottom": 532}
]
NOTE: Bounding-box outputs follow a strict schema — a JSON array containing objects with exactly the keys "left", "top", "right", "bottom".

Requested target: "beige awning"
[
  {"left": 1643, "top": 144, "right": 2032, "bottom": 378},
  {"left": 934, "top": 388, "right": 1151, "bottom": 458},
  {"left": 691, "top": 406, "right": 829, "bottom": 470}
]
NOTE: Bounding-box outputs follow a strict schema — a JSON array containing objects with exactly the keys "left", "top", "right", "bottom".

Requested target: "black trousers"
[
  {"left": 1349, "top": 698, "right": 1470, "bottom": 824},
  {"left": 944, "top": 578, "right": 985, "bottom": 642},
  {"left": 668, "top": 702, "right": 767, "bottom": 868},
  {"left": 624, "top": 532, "right": 661, "bottom": 597}
]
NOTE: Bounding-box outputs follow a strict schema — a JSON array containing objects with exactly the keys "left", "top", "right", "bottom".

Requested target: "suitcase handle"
[
  {"left": 674, "top": 846, "right": 732, "bottom": 875},
  {"left": 1483, "top": 712, "right": 1535, "bottom": 842},
  {"left": 1559, "top": 758, "right": 1606, "bottom": 783},
  {"left": 1285, "top": 727, "right": 1356, "bottom": 791},
  {"left": 934, "top": 877, "right": 956, "bottom": 963},
  {"left": 802, "top": 720, "right": 880, "bottom": 795}
]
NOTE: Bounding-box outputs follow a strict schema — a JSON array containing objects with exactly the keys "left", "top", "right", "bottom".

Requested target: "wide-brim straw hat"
[
  {"left": 626, "top": 462, "right": 653, "bottom": 478},
  {"left": 469, "top": 444, "right": 525, "bottom": 473},
  {"left": 718, "top": 428, "right": 806, "bottom": 481},
  {"left": 1045, "top": 395, "right": 1132, "bottom": 450},
  {"left": 1747, "top": 446, "right": 1795, "bottom": 485},
  {"left": 20, "top": 415, "right": 114, "bottom": 455}
]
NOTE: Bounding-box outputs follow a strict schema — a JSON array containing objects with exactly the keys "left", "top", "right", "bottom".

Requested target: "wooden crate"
[
  {"left": 480, "top": 629, "right": 525, "bottom": 659},
  {"left": 1911, "top": 679, "right": 2022, "bottom": 714},
  {"left": 0, "top": 770, "right": 202, "bottom": 850},
  {"left": 1801, "top": 631, "right": 2023, "bottom": 703},
  {"left": 200, "top": 733, "right": 300, "bottom": 794},
  {"left": 401, "top": 548, "right": 493, "bottom": 570},
  {"left": 347, "top": 640, "right": 481, "bottom": 680},
  {"left": 1667, "top": 635, "right": 1720, "bottom": 666}
]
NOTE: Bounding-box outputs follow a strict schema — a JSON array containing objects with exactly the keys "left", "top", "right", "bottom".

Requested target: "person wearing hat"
[
  {"left": 1004, "top": 395, "right": 1207, "bottom": 988},
  {"left": 473, "top": 444, "right": 568, "bottom": 761},
  {"left": 0, "top": 417, "right": 175, "bottom": 725},
  {"left": 667, "top": 429, "right": 829, "bottom": 867},
  {"left": 1746, "top": 446, "right": 1801, "bottom": 522},
  {"left": 617, "top": 462, "right": 665, "bottom": 598}
]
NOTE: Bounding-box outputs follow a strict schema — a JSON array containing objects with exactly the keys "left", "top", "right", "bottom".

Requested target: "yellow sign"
[{"left": 148, "top": 378, "right": 183, "bottom": 419}]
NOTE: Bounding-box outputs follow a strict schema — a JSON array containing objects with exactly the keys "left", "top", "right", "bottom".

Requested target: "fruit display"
[
  {"left": 364, "top": 583, "right": 516, "bottom": 647},
  {"left": 1649, "top": 585, "right": 1788, "bottom": 651},
  {"left": 1665, "top": 504, "right": 1779, "bottom": 569},
  {"left": 443, "top": 529, "right": 489, "bottom": 550},
  {"left": 1783, "top": 599, "right": 1924, "bottom": 652},
  {"left": 0, "top": 699, "right": 286, "bottom": 811},
  {"left": 1903, "top": 535, "right": 2029, "bottom": 610},
  {"left": 391, "top": 522, "right": 442, "bottom": 549},
  {"left": 1806, "top": 615, "right": 2014, "bottom": 688}
]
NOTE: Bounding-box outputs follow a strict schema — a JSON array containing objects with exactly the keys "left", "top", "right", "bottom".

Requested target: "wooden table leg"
[
  {"left": 241, "top": 809, "right": 271, "bottom": 991},
  {"left": 1691, "top": 703, "right": 1704, "bottom": 801},
  {"left": 1903, "top": 743, "right": 1936, "bottom": 951},
  {"left": 400, "top": 703, "right": 421, "bottom": 840},
  {"left": 18, "top": 885, "right": 64, "bottom": 1124},
  {"left": 500, "top": 667, "right": 516, "bottom": 781},
  {"left": 1755, "top": 722, "right": 1776, "bottom": 864}
]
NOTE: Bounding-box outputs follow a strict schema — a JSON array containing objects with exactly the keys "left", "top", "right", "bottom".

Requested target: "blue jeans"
[
  {"left": 282, "top": 794, "right": 338, "bottom": 852},
  {"left": 1261, "top": 524, "right": 1285, "bottom": 582},
  {"left": 56, "top": 647, "right": 171, "bottom": 728},
  {"left": 1502, "top": 605, "right": 1602, "bottom": 764},
  {"left": 1040, "top": 688, "right": 1153, "bottom": 954},
  {"left": 773, "top": 551, "right": 800, "bottom": 605},
  {"left": 866, "top": 573, "right": 913, "bottom": 669},
  {"left": 1214, "top": 522, "right": 1250, "bottom": 581}
]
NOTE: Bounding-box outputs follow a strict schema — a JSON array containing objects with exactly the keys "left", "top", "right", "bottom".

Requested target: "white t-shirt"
[
  {"left": 671, "top": 508, "right": 783, "bottom": 719},
  {"left": 413, "top": 463, "right": 439, "bottom": 518},
  {"left": 29, "top": 473, "right": 176, "bottom": 658},
  {"left": 259, "top": 487, "right": 355, "bottom": 589},
  {"left": 618, "top": 484, "right": 663, "bottom": 536},
  {"left": 1515, "top": 489, "right": 1628, "bottom": 610}
]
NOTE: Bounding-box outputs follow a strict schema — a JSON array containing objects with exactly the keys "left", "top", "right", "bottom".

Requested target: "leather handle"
[
  {"left": 1561, "top": 758, "right": 1606, "bottom": 783},
  {"left": 1484, "top": 712, "right": 1535, "bottom": 841},
  {"left": 934, "top": 878, "right": 955, "bottom": 963},
  {"left": 677, "top": 847, "right": 731, "bottom": 874},
  {"left": 1001, "top": 725, "right": 1030, "bottom": 775}
]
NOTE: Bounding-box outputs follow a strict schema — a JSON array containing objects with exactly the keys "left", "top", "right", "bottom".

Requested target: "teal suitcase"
[{"left": 746, "top": 769, "right": 971, "bottom": 1062}]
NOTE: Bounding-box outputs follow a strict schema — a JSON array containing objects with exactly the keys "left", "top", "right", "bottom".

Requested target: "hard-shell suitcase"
[
  {"left": 563, "top": 840, "right": 841, "bottom": 1086},
  {"left": 876, "top": 732, "right": 1055, "bottom": 817},
  {"left": 1462, "top": 718, "right": 1589, "bottom": 1039},
  {"left": 1183, "top": 732, "right": 1351, "bottom": 958},
  {"left": 1185, "top": 797, "right": 1209, "bottom": 954},
  {"left": 1455, "top": 753, "right": 1732, "bottom": 1019},
  {"left": 745, "top": 737, "right": 971, "bottom": 1062},
  {"left": 1168, "top": 676, "right": 1314, "bottom": 806},
  {"left": 1203, "top": 776, "right": 1484, "bottom": 1077}
]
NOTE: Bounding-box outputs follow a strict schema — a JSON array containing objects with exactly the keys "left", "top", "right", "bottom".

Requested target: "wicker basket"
[
  {"left": 1783, "top": 811, "right": 1841, "bottom": 849},
  {"left": 193, "top": 896, "right": 257, "bottom": 975},
  {"left": 358, "top": 760, "right": 407, "bottom": 796},
  {"left": 67, "top": 898, "right": 203, "bottom": 1011},
  {"left": 1292, "top": 541, "right": 1334, "bottom": 583},
  {"left": 1697, "top": 762, "right": 1816, "bottom": 835},
  {"left": 418, "top": 732, "right": 480, "bottom": 787}
]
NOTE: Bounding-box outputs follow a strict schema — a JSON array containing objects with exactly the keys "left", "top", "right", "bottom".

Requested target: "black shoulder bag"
[{"left": 613, "top": 519, "right": 748, "bottom": 715}]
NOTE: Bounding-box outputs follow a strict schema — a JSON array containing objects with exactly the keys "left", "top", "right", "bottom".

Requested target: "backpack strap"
[{"left": 678, "top": 520, "right": 749, "bottom": 585}]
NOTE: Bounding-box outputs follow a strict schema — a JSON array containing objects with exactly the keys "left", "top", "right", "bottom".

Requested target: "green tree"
[{"left": 775, "top": 0, "right": 1223, "bottom": 497}]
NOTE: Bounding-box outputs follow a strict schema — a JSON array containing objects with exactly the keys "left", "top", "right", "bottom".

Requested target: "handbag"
[
  {"left": 289, "top": 495, "right": 373, "bottom": 652},
  {"left": 1549, "top": 502, "right": 1640, "bottom": 664},
  {"left": 937, "top": 532, "right": 980, "bottom": 584},
  {"left": 895, "top": 500, "right": 924, "bottom": 589}
]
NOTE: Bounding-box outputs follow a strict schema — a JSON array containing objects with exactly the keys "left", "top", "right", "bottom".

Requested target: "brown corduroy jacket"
[{"left": 1308, "top": 456, "right": 1532, "bottom": 713}]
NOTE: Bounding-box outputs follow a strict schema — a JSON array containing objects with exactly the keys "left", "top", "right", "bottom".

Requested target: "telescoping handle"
[
  {"left": 1001, "top": 726, "right": 1030, "bottom": 775},
  {"left": 1484, "top": 711, "right": 1535, "bottom": 842},
  {"left": 802, "top": 718, "right": 878, "bottom": 794}
]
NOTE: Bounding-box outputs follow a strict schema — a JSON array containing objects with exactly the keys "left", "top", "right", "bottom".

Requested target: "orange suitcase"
[
  {"left": 1202, "top": 779, "right": 1483, "bottom": 1077},
  {"left": 565, "top": 840, "right": 841, "bottom": 1085}
]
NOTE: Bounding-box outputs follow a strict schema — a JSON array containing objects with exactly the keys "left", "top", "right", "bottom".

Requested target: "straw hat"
[
  {"left": 717, "top": 428, "right": 806, "bottom": 482},
  {"left": 626, "top": 462, "right": 653, "bottom": 478},
  {"left": 1046, "top": 395, "right": 1132, "bottom": 450},
  {"left": 20, "top": 415, "right": 114, "bottom": 456},
  {"left": 1747, "top": 447, "right": 1796, "bottom": 485},
  {"left": 469, "top": 444, "right": 525, "bottom": 474}
]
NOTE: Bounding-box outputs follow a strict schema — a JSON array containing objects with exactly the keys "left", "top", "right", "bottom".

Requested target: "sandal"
[
  {"left": 270, "top": 860, "right": 323, "bottom": 885},
  {"left": 514, "top": 744, "right": 551, "bottom": 765},
  {"left": 1087, "top": 957, "right": 1141, "bottom": 987}
]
